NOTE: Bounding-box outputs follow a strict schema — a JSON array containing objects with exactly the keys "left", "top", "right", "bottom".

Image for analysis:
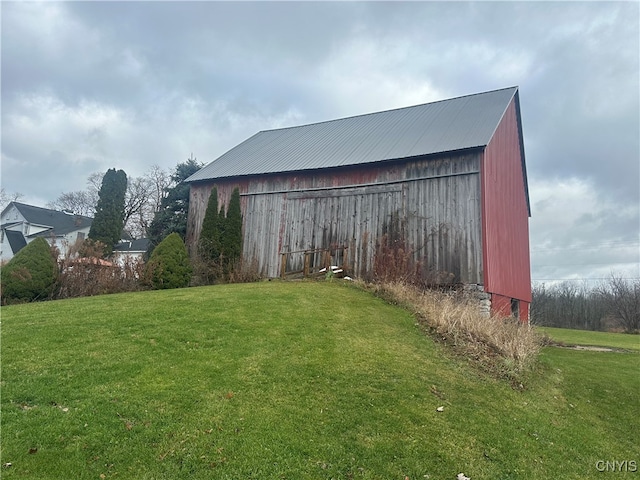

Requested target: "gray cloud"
[{"left": 2, "top": 1, "right": 638, "bottom": 282}]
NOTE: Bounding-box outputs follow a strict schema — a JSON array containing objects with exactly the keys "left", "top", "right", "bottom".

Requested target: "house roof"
[
  {"left": 186, "top": 86, "right": 522, "bottom": 182},
  {"left": 6, "top": 202, "right": 93, "bottom": 237},
  {"left": 4, "top": 229, "right": 27, "bottom": 254},
  {"left": 114, "top": 238, "right": 150, "bottom": 253}
]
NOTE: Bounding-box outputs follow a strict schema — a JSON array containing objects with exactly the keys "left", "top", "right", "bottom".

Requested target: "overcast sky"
[{"left": 1, "top": 1, "right": 638, "bottom": 284}]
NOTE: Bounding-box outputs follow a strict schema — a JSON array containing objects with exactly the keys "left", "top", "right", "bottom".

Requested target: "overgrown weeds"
[
  {"left": 54, "top": 239, "right": 146, "bottom": 299},
  {"left": 56, "top": 256, "right": 146, "bottom": 299},
  {"left": 365, "top": 280, "right": 542, "bottom": 385},
  {"left": 190, "top": 254, "right": 261, "bottom": 286}
]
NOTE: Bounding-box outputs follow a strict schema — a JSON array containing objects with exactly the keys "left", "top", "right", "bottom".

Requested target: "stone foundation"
[{"left": 462, "top": 284, "right": 491, "bottom": 317}]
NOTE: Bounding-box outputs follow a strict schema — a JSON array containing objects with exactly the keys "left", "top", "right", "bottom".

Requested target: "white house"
[
  {"left": 1, "top": 202, "right": 93, "bottom": 262},
  {"left": 113, "top": 237, "right": 150, "bottom": 267},
  {"left": 1, "top": 202, "right": 154, "bottom": 264}
]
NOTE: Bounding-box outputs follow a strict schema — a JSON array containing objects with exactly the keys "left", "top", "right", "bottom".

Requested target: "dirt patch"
[
  {"left": 542, "top": 337, "right": 628, "bottom": 352},
  {"left": 555, "top": 344, "right": 625, "bottom": 353},
  {"left": 567, "top": 345, "right": 617, "bottom": 352}
]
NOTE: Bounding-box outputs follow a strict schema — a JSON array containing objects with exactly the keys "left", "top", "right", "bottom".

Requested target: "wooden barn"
[{"left": 185, "top": 86, "right": 531, "bottom": 320}]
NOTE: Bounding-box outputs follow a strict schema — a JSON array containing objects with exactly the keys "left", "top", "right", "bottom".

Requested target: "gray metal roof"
[{"left": 186, "top": 87, "right": 520, "bottom": 183}]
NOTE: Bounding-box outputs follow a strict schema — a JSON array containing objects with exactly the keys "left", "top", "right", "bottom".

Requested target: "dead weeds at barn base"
[{"left": 364, "top": 280, "right": 543, "bottom": 386}]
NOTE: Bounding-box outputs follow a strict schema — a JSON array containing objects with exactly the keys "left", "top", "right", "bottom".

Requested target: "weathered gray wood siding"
[{"left": 187, "top": 151, "right": 483, "bottom": 283}]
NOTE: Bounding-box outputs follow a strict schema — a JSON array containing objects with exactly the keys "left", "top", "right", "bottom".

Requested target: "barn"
[{"left": 185, "top": 86, "right": 531, "bottom": 320}]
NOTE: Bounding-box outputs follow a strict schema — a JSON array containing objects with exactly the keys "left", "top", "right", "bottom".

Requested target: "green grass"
[
  {"left": 538, "top": 326, "right": 640, "bottom": 351},
  {"left": 1, "top": 281, "right": 639, "bottom": 479}
]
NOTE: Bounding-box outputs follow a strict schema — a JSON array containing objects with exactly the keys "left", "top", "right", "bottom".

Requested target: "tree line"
[
  {"left": 0, "top": 159, "right": 201, "bottom": 246},
  {"left": 531, "top": 275, "right": 640, "bottom": 333},
  {"left": 46, "top": 158, "right": 201, "bottom": 244},
  {"left": 1, "top": 157, "right": 249, "bottom": 304}
]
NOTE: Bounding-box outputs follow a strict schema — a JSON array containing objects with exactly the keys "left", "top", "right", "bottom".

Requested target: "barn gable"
[{"left": 186, "top": 87, "right": 531, "bottom": 319}]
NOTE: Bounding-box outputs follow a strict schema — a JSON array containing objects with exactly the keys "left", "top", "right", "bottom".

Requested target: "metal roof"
[{"left": 187, "top": 86, "right": 520, "bottom": 183}]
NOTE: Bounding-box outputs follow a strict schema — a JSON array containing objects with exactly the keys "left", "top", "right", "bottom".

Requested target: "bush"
[
  {"left": 221, "top": 187, "right": 243, "bottom": 266},
  {"left": 145, "top": 233, "right": 192, "bottom": 289},
  {"left": 199, "top": 186, "right": 222, "bottom": 262},
  {"left": 195, "top": 186, "right": 245, "bottom": 284},
  {"left": 55, "top": 239, "right": 146, "bottom": 299},
  {"left": 1, "top": 237, "right": 58, "bottom": 304}
]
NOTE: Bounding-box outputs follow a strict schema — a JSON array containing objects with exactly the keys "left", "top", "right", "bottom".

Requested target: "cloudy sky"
[{"left": 2, "top": 1, "right": 638, "bottom": 284}]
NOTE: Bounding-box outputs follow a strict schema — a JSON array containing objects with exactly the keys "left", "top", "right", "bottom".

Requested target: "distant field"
[
  {"left": 538, "top": 326, "right": 640, "bottom": 351},
  {"left": 2, "top": 281, "right": 638, "bottom": 479}
]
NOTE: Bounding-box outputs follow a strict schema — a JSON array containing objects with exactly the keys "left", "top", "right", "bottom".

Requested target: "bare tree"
[
  {"left": 122, "top": 166, "right": 174, "bottom": 238},
  {"left": 47, "top": 191, "right": 95, "bottom": 216},
  {"left": 47, "top": 172, "right": 102, "bottom": 216},
  {"left": 122, "top": 176, "right": 151, "bottom": 238},
  {"left": 86, "top": 172, "right": 103, "bottom": 205},
  {"left": 598, "top": 274, "right": 640, "bottom": 333},
  {"left": 46, "top": 166, "right": 173, "bottom": 239},
  {"left": 146, "top": 164, "right": 172, "bottom": 214},
  {"left": 531, "top": 281, "right": 607, "bottom": 331},
  {"left": 0, "top": 187, "right": 24, "bottom": 211}
]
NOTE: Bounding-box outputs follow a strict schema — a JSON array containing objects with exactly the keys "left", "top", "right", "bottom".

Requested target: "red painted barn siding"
[
  {"left": 490, "top": 295, "right": 530, "bottom": 322},
  {"left": 481, "top": 98, "right": 532, "bottom": 318},
  {"left": 491, "top": 294, "right": 512, "bottom": 318}
]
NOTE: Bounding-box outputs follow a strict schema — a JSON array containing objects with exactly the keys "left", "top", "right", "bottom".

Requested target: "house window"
[
  {"left": 77, "top": 232, "right": 85, "bottom": 241},
  {"left": 510, "top": 298, "right": 520, "bottom": 319}
]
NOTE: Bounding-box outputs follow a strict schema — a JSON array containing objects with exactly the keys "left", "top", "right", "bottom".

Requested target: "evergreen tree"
[
  {"left": 148, "top": 157, "right": 203, "bottom": 252},
  {"left": 88, "top": 168, "right": 127, "bottom": 254},
  {"left": 198, "top": 187, "right": 222, "bottom": 261},
  {"left": 145, "top": 232, "right": 192, "bottom": 289},
  {"left": 221, "top": 187, "right": 243, "bottom": 266},
  {"left": 1, "top": 237, "right": 58, "bottom": 303}
]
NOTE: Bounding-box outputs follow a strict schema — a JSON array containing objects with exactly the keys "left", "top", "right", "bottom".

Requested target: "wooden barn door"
[{"left": 278, "top": 185, "right": 404, "bottom": 278}]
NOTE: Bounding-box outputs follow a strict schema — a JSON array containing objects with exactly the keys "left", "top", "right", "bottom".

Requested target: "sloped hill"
[{"left": 2, "top": 282, "right": 638, "bottom": 479}]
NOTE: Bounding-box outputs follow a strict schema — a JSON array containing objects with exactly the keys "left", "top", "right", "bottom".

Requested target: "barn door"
[
  {"left": 279, "top": 194, "right": 344, "bottom": 276},
  {"left": 278, "top": 184, "right": 404, "bottom": 278}
]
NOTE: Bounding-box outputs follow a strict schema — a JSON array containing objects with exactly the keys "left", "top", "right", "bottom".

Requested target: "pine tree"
[
  {"left": 88, "top": 168, "right": 127, "bottom": 255},
  {"left": 199, "top": 187, "right": 222, "bottom": 261},
  {"left": 221, "top": 187, "right": 243, "bottom": 266},
  {"left": 148, "top": 157, "right": 203, "bottom": 252}
]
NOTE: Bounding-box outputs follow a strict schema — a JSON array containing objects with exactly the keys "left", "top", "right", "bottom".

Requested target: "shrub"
[
  {"left": 199, "top": 186, "right": 222, "bottom": 262},
  {"left": 195, "top": 186, "right": 244, "bottom": 284},
  {"left": 54, "top": 239, "right": 146, "bottom": 299},
  {"left": 145, "top": 233, "right": 192, "bottom": 289},
  {"left": 1, "top": 237, "right": 58, "bottom": 304},
  {"left": 221, "top": 187, "right": 243, "bottom": 266}
]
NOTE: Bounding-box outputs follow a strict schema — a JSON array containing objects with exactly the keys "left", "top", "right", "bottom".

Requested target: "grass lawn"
[
  {"left": 538, "top": 326, "right": 640, "bottom": 351},
  {"left": 1, "top": 281, "right": 638, "bottom": 479}
]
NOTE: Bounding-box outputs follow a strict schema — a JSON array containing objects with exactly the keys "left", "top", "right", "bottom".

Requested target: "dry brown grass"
[{"left": 365, "top": 281, "right": 542, "bottom": 384}]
